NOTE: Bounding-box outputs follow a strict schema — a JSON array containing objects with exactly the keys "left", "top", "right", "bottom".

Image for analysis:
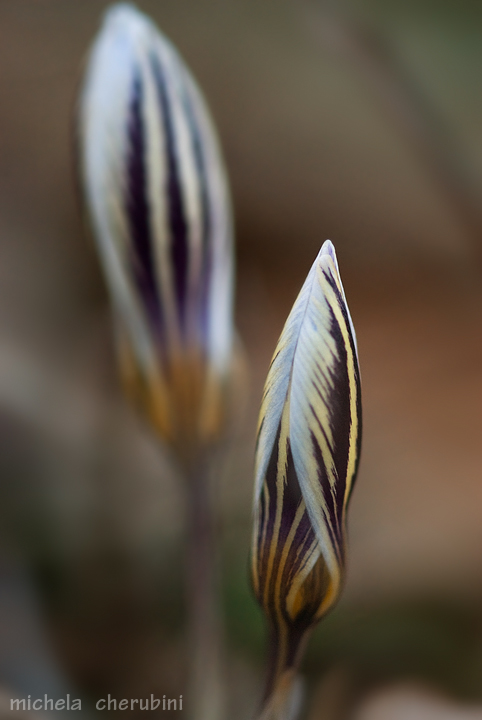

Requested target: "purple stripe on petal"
[
  {"left": 330, "top": 280, "right": 363, "bottom": 503},
  {"left": 126, "top": 72, "right": 163, "bottom": 337},
  {"left": 258, "top": 430, "right": 315, "bottom": 608},
  {"left": 324, "top": 269, "right": 362, "bottom": 503},
  {"left": 262, "top": 428, "right": 304, "bottom": 556},
  {"left": 302, "top": 269, "right": 361, "bottom": 560},
  {"left": 277, "top": 438, "right": 304, "bottom": 547},
  {"left": 310, "top": 430, "right": 343, "bottom": 559},
  {"left": 150, "top": 53, "right": 189, "bottom": 328},
  {"left": 287, "top": 512, "right": 315, "bottom": 583}
]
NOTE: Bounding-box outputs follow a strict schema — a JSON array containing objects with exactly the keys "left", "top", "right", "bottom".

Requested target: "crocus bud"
[
  {"left": 251, "top": 241, "right": 362, "bottom": 700},
  {"left": 79, "top": 3, "right": 234, "bottom": 454}
]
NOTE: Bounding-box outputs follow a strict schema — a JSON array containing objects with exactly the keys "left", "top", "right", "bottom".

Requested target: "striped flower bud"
[
  {"left": 251, "top": 241, "right": 362, "bottom": 699},
  {"left": 79, "top": 4, "right": 234, "bottom": 453}
]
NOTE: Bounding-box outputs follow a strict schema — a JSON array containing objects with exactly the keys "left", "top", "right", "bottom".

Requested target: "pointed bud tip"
[
  {"left": 102, "top": 2, "right": 145, "bottom": 28},
  {"left": 316, "top": 239, "right": 342, "bottom": 284},
  {"left": 319, "top": 239, "right": 336, "bottom": 261},
  {"left": 100, "top": 3, "right": 158, "bottom": 50}
]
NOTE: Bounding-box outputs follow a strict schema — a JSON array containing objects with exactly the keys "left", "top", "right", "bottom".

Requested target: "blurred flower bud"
[
  {"left": 251, "top": 241, "right": 362, "bottom": 694},
  {"left": 79, "top": 3, "right": 235, "bottom": 454}
]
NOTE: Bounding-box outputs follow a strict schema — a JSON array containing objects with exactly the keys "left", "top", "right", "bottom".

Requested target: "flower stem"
[
  {"left": 258, "top": 624, "right": 309, "bottom": 720},
  {"left": 183, "top": 452, "right": 224, "bottom": 720}
]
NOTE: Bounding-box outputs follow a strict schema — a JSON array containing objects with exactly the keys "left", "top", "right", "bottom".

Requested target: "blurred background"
[{"left": 1, "top": 0, "right": 482, "bottom": 717}]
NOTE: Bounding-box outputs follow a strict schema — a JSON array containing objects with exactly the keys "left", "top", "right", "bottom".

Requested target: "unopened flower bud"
[
  {"left": 79, "top": 3, "right": 235, "bottom": 454},
  {"left": 251, "top": 241, "right": 362, "bottom": 700}
]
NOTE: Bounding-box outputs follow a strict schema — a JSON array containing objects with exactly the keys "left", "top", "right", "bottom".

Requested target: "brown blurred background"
[{"left": 1, "top": 0, "right": 482, "bottom": 717}]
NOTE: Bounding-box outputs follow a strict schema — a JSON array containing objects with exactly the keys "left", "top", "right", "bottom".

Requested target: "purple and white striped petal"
[
  {"left": 251, "top": 241, "right": 362, "bottom": 692},
  {"left": 79, "top": 3, "right": 234, "bottom": 449}
]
